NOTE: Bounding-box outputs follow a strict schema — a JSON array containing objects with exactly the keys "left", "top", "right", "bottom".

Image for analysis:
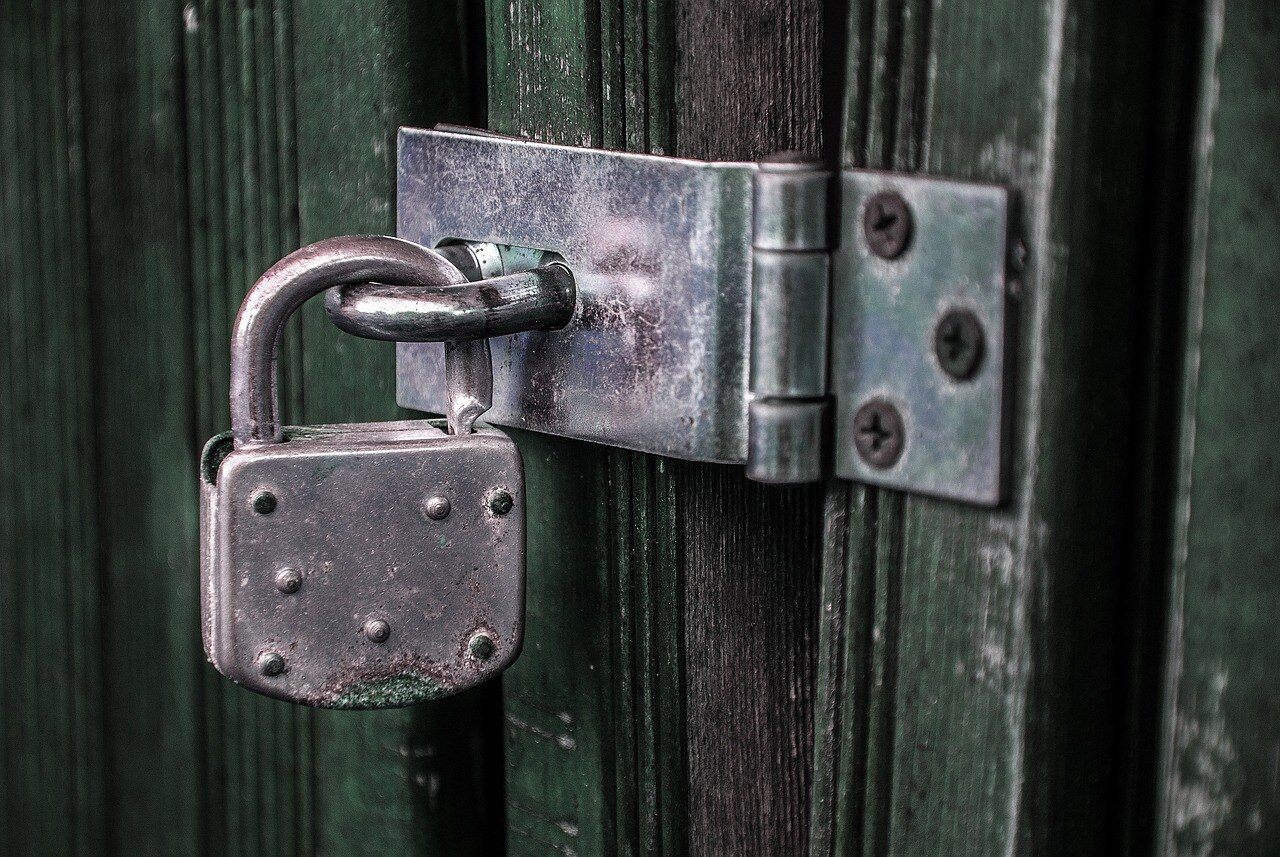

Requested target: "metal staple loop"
[{"left": 324, "top": 261, "right": 576, "bottom": 342}]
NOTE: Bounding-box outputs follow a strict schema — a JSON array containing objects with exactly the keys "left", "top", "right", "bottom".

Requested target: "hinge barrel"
[{"left": 745, "top": 155, "right": 832, "bottom": 485}]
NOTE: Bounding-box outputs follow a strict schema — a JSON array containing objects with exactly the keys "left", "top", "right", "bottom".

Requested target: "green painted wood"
[
  {"left": 4, "top": 0, "right": 490, "bottom": 852},
  {"left": 1153, "top": 1, "right": 1280, "bottom": 853},
  {"left": 79, "top": 0, "right": 204, "bottom": 853},
  {"left": 0, "top": 3, "right": 105, "bottom": 853},
  {"left": 811, "top": 0, "right": 1167, "bottom": 855},
  {"left": 5, "top": 2, "right": 1279, "bottom": 855}
]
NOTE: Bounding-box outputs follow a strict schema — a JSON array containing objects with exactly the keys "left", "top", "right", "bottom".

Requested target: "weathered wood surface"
[
  {"left": 1153, "top": 1, "right": 1280, "bottom": 853},
  {"left": 3, "top": 1, "right": 1279, "bottom": 855},
  {"left": 487, "top": 2, "right": 830, "bottom": 855},
  {"left": 486, "top": 4, "right": 689, "bottom": 855},
  {"left": 1, "top": 0, "right": 491, "bottom": 853},
  {"left": 811, "top": 1, "right": 1169, "bottom": 856},
  {"left": 0, "top": 4, "right": 105, "bottom": 853}
]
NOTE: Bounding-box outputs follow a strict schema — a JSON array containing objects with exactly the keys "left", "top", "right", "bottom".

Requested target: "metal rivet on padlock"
[
  {"left": 423, "top": 494, "right": 451, "bottom": 520},
  {"left": 274, "top": 568, "right": 303, "bottom": 594},
  {"left": 199, "top": 235, "right": 573, "bottom": 709},
  {"left": 364, "top": 619, "right": 392, "bottom": 644}
]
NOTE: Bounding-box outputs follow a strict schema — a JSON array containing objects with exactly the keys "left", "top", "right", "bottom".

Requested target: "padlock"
[{"left": 199, "top": 235, "right": 524, "bottom": 709}]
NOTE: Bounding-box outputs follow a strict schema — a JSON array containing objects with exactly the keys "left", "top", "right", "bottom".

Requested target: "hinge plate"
[
  {"left": 833, "top": 174, "right": 1010, "bottom": 505},
  {"left": 396, "top": 128, "right": 1011, "bottom": 505}
]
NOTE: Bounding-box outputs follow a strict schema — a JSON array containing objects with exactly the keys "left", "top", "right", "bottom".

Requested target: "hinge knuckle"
[{"left": 746, "top": 154, "right": 832, "bottom": 485}]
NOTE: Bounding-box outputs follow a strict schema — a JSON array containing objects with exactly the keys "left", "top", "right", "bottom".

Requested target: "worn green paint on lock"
[{"left": 329, "top": 671, "right": 449, "bottom": 710}]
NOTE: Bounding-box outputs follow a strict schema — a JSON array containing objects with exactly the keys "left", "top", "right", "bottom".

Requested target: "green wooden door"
[{"left": 1, "top": 1, "right": 1277, "bottom": 856}]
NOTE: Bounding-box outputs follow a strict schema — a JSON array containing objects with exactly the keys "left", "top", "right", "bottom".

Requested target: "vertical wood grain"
[
  {"left": 183, "top": 3, "right": 312, "bottom": 853},
  {"left": 813, "top": 0, "right": 1167, "bottom": 855},
  {"left": 291, "top": 1, "right": 496, "bottom": 853},
  {"left": 1154, "top": 1, "right": 1280, "bottom": 853},
  {"left": 675, "top": 5, "right": 828, "bottom": 854},
  {"left": 0, "top": 3, "right": 106, "bottom": 853},
  {"left": 489, "top": 3, "right": 826, "bottom": 855},
  {"left": 79, "top": 0, "right": 204, "bottom": 853},
  {"left": 486, "top": 3, "right": 690, "bottom": 856}
]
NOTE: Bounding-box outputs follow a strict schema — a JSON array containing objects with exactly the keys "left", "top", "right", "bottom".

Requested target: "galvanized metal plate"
[
  {"left": 395, "top": 128, "right": 757, "bottom": 463},
  {"left": 832, "top": 173, "right": 1010, "bottom": 505},
  {"left": 200, "top": 420, "right": 524, "bottom": 708}
]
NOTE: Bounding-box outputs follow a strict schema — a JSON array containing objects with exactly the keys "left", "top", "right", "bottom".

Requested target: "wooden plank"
[
  {"left": 0, "top": 3, "right": 105, "bottom": 852},
  {"left": 77, "top": 0, "right": 207, "bottom": 852},
  {"left": 675, "top": 5, "right": 829, "bottom": 854},
  {"left": 1154, "top": 0, "right": 1280, "bottom": 852},
  {"left": 290, "top": 1, "right": 498, "bottom": 853},
  {"left": 812, "top": 0, "right": 1165, "bottom": 854}
]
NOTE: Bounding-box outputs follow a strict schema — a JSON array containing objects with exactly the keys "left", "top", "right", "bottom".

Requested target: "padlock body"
[{"left": 200, "top": 420, "right": 523, "bottom": 708}]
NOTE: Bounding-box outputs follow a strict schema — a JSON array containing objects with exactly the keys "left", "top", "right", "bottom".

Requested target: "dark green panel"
[
  {"left": 79, "top": 0, "right": 205, "bottom": 853},
  {"left": 490, "top": 2, "right": 827, "bottom": 855},
  {"left": 674, "top": 5, "right": 828, "bottom": 854},
  {"left": 1155, "top": 1, "right": 1280, "bottom": 853},
  {"left": 0, "top": 3, "right": 105, "bottom": 853},
  {"left": 813, "top": 0, "right": 1162, "bottom": 854}
]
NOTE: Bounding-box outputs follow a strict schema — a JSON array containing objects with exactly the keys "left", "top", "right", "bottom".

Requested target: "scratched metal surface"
[
  {"left": 200, "top": 421, "right": 524, "bottom": 708},
  {"left": 832, "top": 172, "right": 1011, "bottom": 506},
  {"left": 395, "top": 128, "right": 758, "bottom": 463}
]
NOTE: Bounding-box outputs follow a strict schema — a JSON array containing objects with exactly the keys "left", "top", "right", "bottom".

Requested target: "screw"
[
  {"left": 423, "top": 494, "right": 451, "bottom": 520},
  {"left": 275, "top": 567, "right": 302, "bottom": 594},
  {"left": 468, "top": 631, "right": 496, "bottom": 661},
  {"left": 259, "top": 652, "right": 286, "bottom": 677},
  {"left": 364, "top": 618, "right": 391, "bottom": 644},
  {"left": 863, "top": 191, "right": 912, "bottom": 259},
  {"left": 934, "top": 308, "right": 985, "bottom": 380},
  {"left": 852, "top": 399, "right": 905, "bottom": 469},
  {"left": 251, "top": 490, "right": 277, "bottom": 515},
  {"left": 487, "top": 489, "right": 514, "bottom": 516}
]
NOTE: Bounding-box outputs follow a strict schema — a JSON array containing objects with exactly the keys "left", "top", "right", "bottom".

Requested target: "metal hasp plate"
[
  {"left": 200, "top": 420, "right": 524, "bottom": 708},
  {"left": 396, "top": 128, "right": 1011, "bottom": 505},
  {"left": 833, "top": 175, "right": 1011, "bottom": 505},
  {"left": 397, "top": 128, "right": 756, "bottom": 462}
]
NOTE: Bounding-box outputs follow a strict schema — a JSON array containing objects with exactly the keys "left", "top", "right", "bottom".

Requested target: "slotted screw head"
[
  {"left": 468, "top": 631, "right": 496, "bottom": 661},
  {"left": 259, "top": 652, "right": 286, "bottom": 677},
  {"left": 934, "top": 308, "right": 985, "bottom": 380},
  {"left": 852, "top": 399, "right": 905, "bottom": 469},
  {"left": 364, "top": 619, "right": 391, "bottom": 644},
  {"left": 423, "top": 494, "right": 451, "bottom": 520},
  {"left": 275, "top": 567, "right": 303, "bottom": 594},
  {"left": 862, "top": 191, "right": 912, "bottom": 259}
]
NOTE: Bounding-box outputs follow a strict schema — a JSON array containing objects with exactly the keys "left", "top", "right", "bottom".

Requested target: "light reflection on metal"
[
  {"left": 396, "top": 127, "right": 758, "bottom": 463},
  {"left": 394, "top": 128, "right": 1012, "bottom": 505}
]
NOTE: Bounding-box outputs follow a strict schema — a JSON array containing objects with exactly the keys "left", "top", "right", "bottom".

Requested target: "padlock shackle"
[{"left": 230, "top": 235, "right": 467, "bottom": 447}]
